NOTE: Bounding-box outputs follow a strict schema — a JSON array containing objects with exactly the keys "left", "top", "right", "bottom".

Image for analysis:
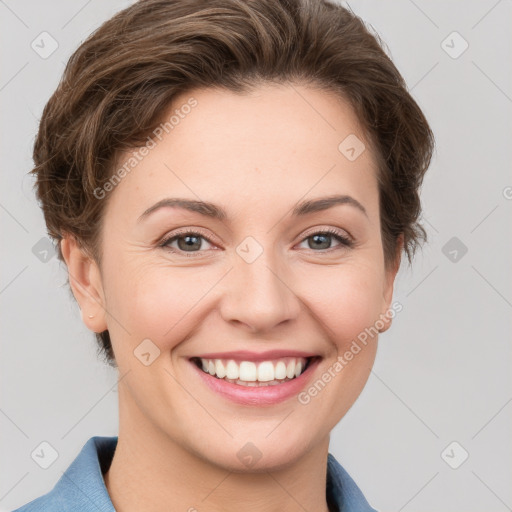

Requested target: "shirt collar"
[
  {"left": 15, "top": 436, "right": 377, "bottom": 512},
  {"left": 326, "top": 452, "right": 379, "bottom": 511}
]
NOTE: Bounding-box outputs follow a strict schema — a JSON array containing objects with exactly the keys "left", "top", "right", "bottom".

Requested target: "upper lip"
[{"left": 189, "top": 350, "right": 320, "bottom": 362}]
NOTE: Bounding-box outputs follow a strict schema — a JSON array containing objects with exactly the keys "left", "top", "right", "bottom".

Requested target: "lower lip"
[{"left": 189, "top": 358, "right": 321, "bottom": 406}]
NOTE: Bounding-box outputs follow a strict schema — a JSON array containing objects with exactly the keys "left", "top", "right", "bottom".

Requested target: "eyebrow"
[{"left": 137, "top": 194, "right": 368, "bottom": 223}]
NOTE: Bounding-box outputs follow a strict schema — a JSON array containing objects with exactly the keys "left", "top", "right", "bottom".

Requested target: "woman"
[{"left": 14, "top": 0, "right": 434, "bottom": 510}]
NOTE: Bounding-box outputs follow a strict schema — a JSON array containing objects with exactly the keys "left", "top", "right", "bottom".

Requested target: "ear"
[
  {"left": 378, "top": 233, "right": 403, "bottom": 334},
  {"left": 60, "top": 235, "right": 108, "bottom": 334}
]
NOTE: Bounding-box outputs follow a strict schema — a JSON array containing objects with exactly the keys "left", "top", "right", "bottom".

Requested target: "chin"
[{"left": 204, "top": 433, "right": 317, "bottom": 474}]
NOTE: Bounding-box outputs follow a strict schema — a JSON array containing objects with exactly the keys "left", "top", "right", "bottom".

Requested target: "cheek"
[
  {"left": 300, "top": 262, "right": 384, "bottom": 347},
  {"left": 104, "top": 259, "right": 215, "bottom": 352}
]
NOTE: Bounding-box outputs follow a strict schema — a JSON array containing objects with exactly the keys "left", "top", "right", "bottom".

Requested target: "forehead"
[{"left": 105, "top": 83, "right": 379, "bottom": 223}]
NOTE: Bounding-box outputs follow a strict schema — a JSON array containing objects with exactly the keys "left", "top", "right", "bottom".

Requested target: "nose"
[{"left": 219, "top": 249, "right": 302, "bottom": 333}]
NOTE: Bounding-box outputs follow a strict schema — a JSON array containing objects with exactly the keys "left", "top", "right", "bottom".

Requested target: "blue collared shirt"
[{"left": 12, "top": 436, "right": 378, "bottom": 512}]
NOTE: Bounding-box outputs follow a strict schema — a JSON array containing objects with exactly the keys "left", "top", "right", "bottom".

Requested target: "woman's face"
[{"left": 74, "top": 83, "right": 400, "bottom": 470}]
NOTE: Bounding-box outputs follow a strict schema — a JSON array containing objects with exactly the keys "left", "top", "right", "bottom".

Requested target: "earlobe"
[{"left": 60, "top": 235, "right": 108, "bottom": 333}]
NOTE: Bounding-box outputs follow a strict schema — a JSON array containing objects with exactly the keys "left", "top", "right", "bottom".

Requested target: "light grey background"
[{"left": 1, "top": 1, "right": 511, "bottom": 511}]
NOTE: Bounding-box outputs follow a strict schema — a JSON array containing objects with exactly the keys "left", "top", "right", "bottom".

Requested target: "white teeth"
[
  {"left": 257, "top": 361, "right": 274, "bottom": 382},
  {"left": 286, "top": 360, "right": 296, "bottom": 379},
  {"left": 275, "top": 361, "right": 287, "bottom": 380},
  {"left": 224, "top": 377, "right": 294, "bottom": 386},
  {"left": 225, "top": 360, "right": 239, "bottom": 380},
  {"left": 215, "top": 359, "right": 226, "bottom": 379},
  {"left": 196, "top": 356, "right": 310, "bottom": 383},
  {"left": 239, "top": 361, "right": 257, "bottom": 381}
]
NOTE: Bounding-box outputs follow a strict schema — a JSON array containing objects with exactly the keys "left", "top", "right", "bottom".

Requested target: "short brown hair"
[{"left": 31, "top": 0, "right": 435, "bottom": 367}]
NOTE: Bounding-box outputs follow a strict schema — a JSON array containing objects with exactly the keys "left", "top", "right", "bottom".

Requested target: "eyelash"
[{"left": 158, "top": 227, "right": 354, "bottom": 258}]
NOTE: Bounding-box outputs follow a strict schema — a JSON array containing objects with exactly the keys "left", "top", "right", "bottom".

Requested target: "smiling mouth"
[{"left": 189, "top": 356, "right": 320, "bottom": 387}]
